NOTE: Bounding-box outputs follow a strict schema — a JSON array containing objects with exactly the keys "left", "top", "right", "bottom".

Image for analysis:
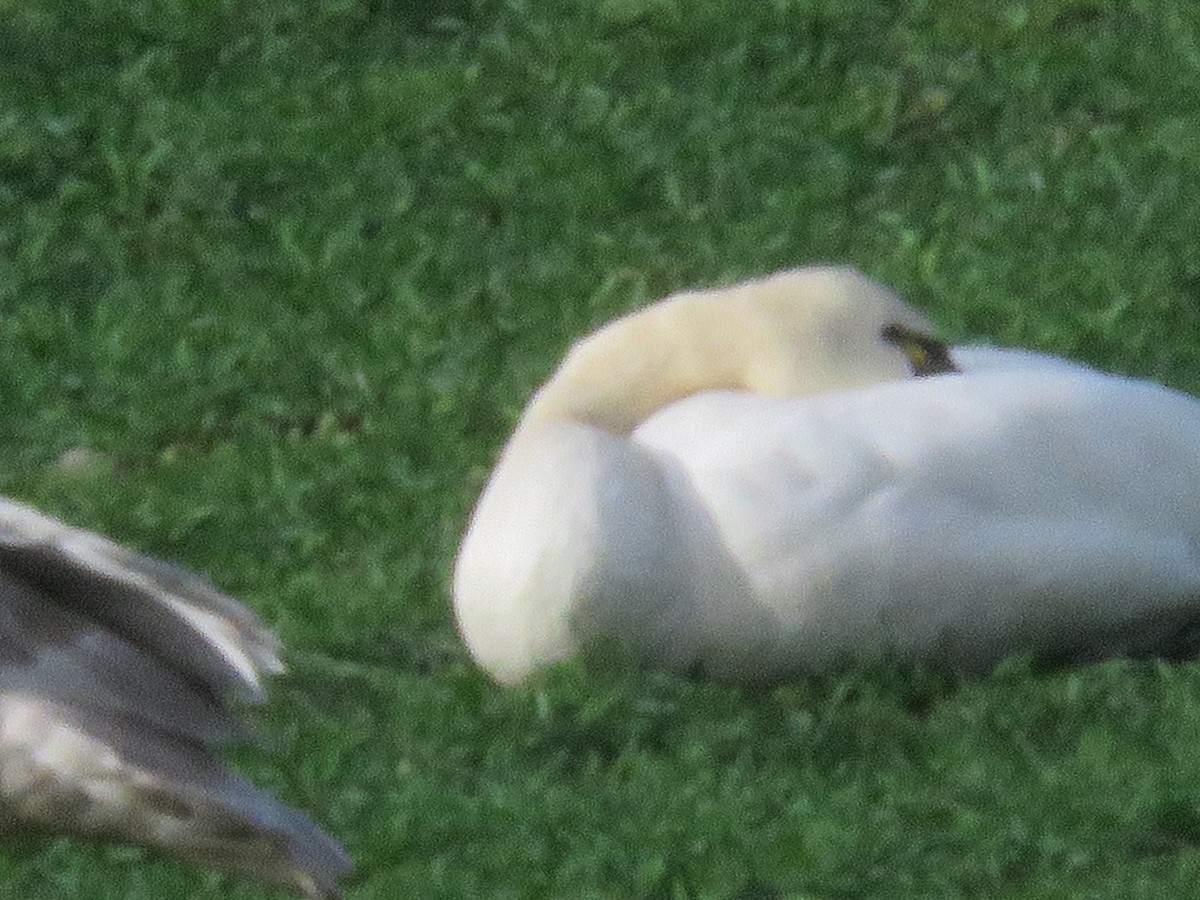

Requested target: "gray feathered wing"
[{"left": 0, "top": 498, "right": 352, "bottom": 898}]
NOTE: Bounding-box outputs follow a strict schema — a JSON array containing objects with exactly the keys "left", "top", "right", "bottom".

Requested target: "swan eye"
[{"left": 880, "top": 323, "right": 960, "bottom": 377}]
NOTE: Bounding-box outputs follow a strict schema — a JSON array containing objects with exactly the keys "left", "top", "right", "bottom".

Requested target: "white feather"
[{"left": 454, "top": 266, "right": 1200, "bottom": 683}]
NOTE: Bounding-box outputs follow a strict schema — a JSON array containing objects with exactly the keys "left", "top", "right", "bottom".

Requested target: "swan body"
[
  {"left": 453, "top": 267, "right": 1200, "bottom": 684},
  {"left": 0, "top": 498, "right": 351, "bottom": 897}
]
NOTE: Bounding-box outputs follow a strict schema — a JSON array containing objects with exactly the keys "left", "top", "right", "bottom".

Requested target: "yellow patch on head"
[{"left": 880, "top": 323, "right": 960, "bottom": 378}]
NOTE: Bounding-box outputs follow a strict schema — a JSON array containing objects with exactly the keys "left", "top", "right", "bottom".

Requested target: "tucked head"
[
  {"left": 880, "top": 322, "right": 960, "bottom": 377},
  {"left": 521, "top": 266, "right": 945, "bottom": 434}
]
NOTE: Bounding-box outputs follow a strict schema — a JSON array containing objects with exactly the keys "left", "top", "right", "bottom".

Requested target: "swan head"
[
  {"left": 880, "top": 322, "right": 960, "bottom": 377},
  {"left": 520, "top": 266, "right": 945, "bottom": 435}
]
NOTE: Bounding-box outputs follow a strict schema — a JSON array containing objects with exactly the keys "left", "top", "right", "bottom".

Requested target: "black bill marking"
[{"left": 880, "top": 323, "right": 961, "bottom": 377}]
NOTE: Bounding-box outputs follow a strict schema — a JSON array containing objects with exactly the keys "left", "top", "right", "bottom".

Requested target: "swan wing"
[
  {"left": 0, "top": 499, "right": 281, "bottom": 705},
  {"left": 632, "top": 370, "right": 1200, "bottom": 676},
  {"left": 0, "top": 499, "right": 351, "bottom": 898}
]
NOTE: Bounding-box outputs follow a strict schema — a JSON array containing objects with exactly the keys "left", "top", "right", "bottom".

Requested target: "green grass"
[{"left": 2, "top": 0, "right": 1200, "bottom": 896}]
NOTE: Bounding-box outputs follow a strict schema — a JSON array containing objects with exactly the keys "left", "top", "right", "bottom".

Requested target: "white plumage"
[
  {"left": 0, "top": 497, "right": 351, "bottom": 898},
  {"left": 454, "top": 267, "right": 1200, "bottom": 683}
]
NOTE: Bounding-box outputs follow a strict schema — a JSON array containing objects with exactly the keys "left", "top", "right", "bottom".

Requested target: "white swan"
[
  {"left": 453, "top": 266, "right": 1200, "bottom": 684},
  {"left": 0, "top": 498, "right": 351, "bottom": 898}
]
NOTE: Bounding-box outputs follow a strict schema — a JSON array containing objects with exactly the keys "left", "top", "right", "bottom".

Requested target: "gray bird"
[{"left": 0, "top": 497, "right": 352, "bottom": 898}]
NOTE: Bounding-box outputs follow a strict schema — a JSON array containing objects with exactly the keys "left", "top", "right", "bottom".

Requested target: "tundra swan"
[
  {"left": 453, "top": 267, "right": 1200, "bottom": 683},
  {"left": 0, "top": 498, "right": 351, "bottom": 897}
]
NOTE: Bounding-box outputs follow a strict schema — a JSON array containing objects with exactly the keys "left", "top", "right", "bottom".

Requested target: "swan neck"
[{"left": 515, "top": 267, "right": 937, "bottom": 437}]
